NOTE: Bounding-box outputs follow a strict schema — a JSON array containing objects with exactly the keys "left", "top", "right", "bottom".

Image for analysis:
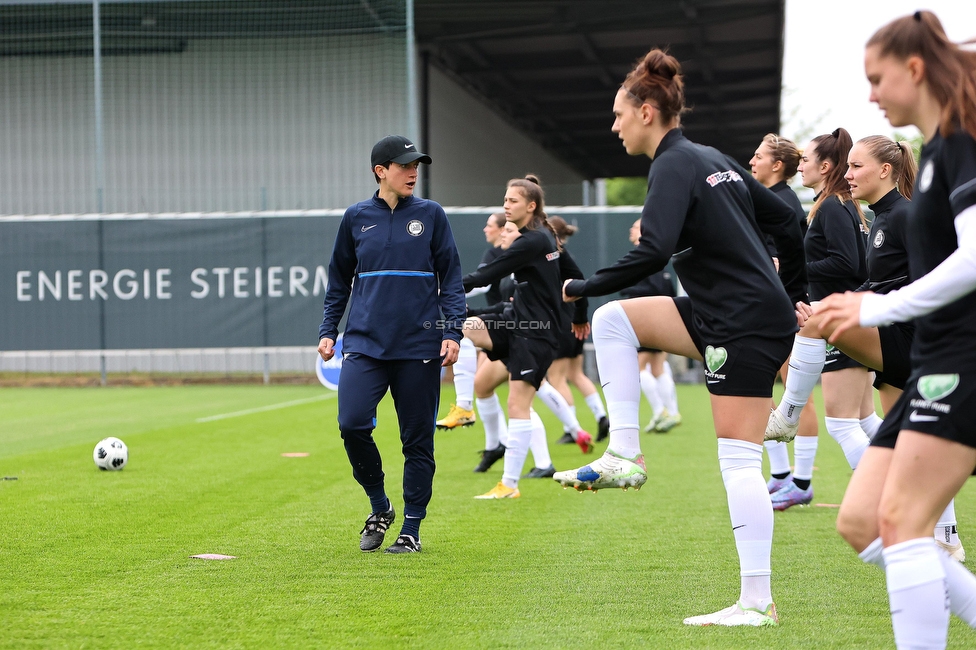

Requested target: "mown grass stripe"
[{"left": 195, "top": 393, "right": 336, "bottom": 423}]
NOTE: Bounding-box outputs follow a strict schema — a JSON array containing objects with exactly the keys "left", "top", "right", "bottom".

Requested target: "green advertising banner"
[{"left": 0, "top": 208, "right": 644, "bottom": 351}]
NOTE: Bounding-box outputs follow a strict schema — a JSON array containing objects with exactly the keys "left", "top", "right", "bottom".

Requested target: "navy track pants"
[{"left": 336, "top": 353, "right": 440, "bottom": 519}]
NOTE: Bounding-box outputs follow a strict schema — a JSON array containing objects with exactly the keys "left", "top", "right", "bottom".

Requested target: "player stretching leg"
[{"left": 554, "top": 48, "right": 806, "bottom": 626}]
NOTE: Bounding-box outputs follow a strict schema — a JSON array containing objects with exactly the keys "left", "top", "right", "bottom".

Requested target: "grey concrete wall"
[
  {"left": 426, "top": 66, "right": 584, "bottom": 207},
  {"left": 0, "top": 36, "right": 409, "bottom": 215}
]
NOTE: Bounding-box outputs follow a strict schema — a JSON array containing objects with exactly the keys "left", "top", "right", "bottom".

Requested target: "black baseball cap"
[{"left": 370, "top": 135, "right": 432, "bottom": 168}]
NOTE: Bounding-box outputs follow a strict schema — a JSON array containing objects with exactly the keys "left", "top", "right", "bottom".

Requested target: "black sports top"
[
  {"left": 907, "top": 129, "right": 976, "bottom": 370},
  {"left": 565, "top": 129, "right": 806, "bottom": 344},
  {"left": 804, "top": 194, "right": 868, "bottom": 301},
  {"left": 559, "top": 246, "right": 589, "bottom": 325},
  {"left": 463, "top": 226, "right": 570, "bottom": 343},
  {"left": 479, "top": 245, "right": 506, "bottom": 306},
  {"left": 861, "top": 189, "right": 910, "bottom": 295},
  {"left": 619, "top": 269, "right": 676, "bottom": 300},
  {"left": 762, "top": 181, "right": 807, "bottom": 258}
]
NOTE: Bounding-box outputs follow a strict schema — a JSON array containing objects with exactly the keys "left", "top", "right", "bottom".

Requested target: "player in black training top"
[
  {"left": 749, "top": 133, "right": 822, "bottom": 491},
  {"left": 750, "top": 133, "right": 809, "bottom": 264},
  {"left": 538, "top": 216, "right": 604, "bottom": 454},
  {"left": 553, "top": 48, "right": 806, "bottom": 627},
  {"left": 460, "top": 175, "right": 582, "bottom": 500},
  {"left": 777, "top": 134, "right": 964, "bottom": 561},
  {"left": 818, "top": 11, "right": 976, "bottom": 645},
  {"left": 764, "top": 128, "right": 875, "bottom": 512},
  {"left": 436, "top": 212, "right": 509, "bottom": 433},
  {"left": 617, "top": 218, "right": 681, "bottom": 433}
]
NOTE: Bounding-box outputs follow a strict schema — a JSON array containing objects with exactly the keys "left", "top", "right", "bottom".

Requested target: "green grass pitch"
[{"left": 1, "top": 383, "right": 975, "bottom": 649}]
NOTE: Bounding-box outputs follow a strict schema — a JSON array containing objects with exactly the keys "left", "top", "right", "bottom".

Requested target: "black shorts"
[
  {"left": 872, "top": 369, "right": 976, "bottom": 452},
  {"left": 674, "top": 296, "right": 793, "bottom": 398},
  {"left": 556, "top": 328, "right": 585, "bottom": 359},
  {"left": 638, "top": 347, "right": 662, "bottom": 354},
  {"left": 480, "top": 314, "right": 555, "bottom": 390},
  {"left": 874, "top": 321, "right": 914, "bottom": 390},
  {"left": 822, "top": 344, "right": 864, "bottom": 373}
]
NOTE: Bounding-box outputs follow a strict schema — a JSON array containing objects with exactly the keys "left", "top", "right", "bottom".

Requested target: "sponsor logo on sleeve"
[
  {"left": 873, "top": 230, "right": 885, "bottom": 248},
  {"left": 705, "top": 169, "right": 743, "bottom": 187}
]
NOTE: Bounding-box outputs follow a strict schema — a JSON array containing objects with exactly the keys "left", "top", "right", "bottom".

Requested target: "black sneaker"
[
  {"left": 384, "top": 534, "right": 421, "bottom": 554},
  {"left": 522, "top": 465, "right": 556, "bottom": 479},
  {"left": 597, "top": 416, "right": 610, "bottom": 442},
  {"left": 359, "top": 507, "right": 395, "bottom": 552},
  {"left": 556, "top": 432, "right": 575, "bottom": 445},
  {"left": 473, "top": 444, "right": 506, "bottom": 473}
]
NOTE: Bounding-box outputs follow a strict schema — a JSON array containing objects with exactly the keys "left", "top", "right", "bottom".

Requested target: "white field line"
[{"left": 196, "top": 393, "right": 336, "bottom": 423}]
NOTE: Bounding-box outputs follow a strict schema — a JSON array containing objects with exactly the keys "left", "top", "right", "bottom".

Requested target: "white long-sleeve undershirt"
[{"left": 860, "top": 204, "right": 976, "bottom": 327}]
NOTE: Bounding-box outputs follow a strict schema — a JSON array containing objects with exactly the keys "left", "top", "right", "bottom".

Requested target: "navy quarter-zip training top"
[{"left": 319, "top": 192, "right": 466, "bottom": 360}]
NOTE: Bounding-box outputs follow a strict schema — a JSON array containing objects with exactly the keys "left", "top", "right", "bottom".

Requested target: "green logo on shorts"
[
  {"left": 917, "top": 374, "right": 960, "bottom": 402},
  {"left": 826, "top": 343, "right": 836, "bottom": 353},
  {"left": 705, "top": 346, "right": 728, "bottom": 373}
]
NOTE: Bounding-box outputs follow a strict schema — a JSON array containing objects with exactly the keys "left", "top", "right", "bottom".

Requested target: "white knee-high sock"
[
  {"left": 860, "top": 412, "right": 884, "bottom": 440},
  {"left": 936, "top": 501, "right": 960, "bottom": 546},
  {"left": 584, "top": 392, "right": 607, "bottom": 420},
  {"left": 453, "top": 338, "right": 477, "bottom": 411},
  {"left": 476, "top": 395, "right": 506, "bottom": 450},
  {"left": 765, "top": 440, "right": 792, "bottom": 476},
  {"left": 938, "top": 546, "right": 976, "bottom": 627},
  {"left": 864, "top": 537, "right": 976, "bottom": 628},
  {"left": 528, "top": 409, "right": 552, "bottom": 469},
  {"left": 639, "top": 368, "right": 664, "bottom": 416},
  {"left": 777, "top": 336, "right": 826, "bottom": 425},
  {"left": 717, "top": 438, "right": 774, "bottom": 611},
  {"left": 660, "top": 361, "right": 679, "bottom": 414},
  {"left": 501, "top": 418, "right": 532, "bottom": 489},
  {"left": 860, "top": 537, "right": 886, "bottom": 568},
  {"left": 592, "top": 302, "right": 642, "bottom": 459},
  {"left": 824, "top": 417, "right": 870, "bottom": 470},
  {"left": 884, "top": 538, "right": 949, "bottom": 649},
  {"left": 536, "top": 382, "right": 581, "bottom": 436},
  {"left": 792, "top": 436, "right": 818, "bottom": 482}
]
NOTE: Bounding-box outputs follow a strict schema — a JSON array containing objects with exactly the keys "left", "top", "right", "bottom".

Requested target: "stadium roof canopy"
[
  {"left": 0, "top": 0, "right": 785, "bottom": 180},
  {"left": 416, "top": 0, "right": 785, "bottom": 178}
]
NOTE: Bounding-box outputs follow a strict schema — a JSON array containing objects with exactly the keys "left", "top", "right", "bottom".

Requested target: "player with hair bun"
[
  {"left": 556, "top": 48, "right": 806, "bottom": 627},
  {"left": 817, "top": 11, "right": 976, "bottom": 646},
  {"left": 461, "top": 174, "right": 587, "bottom": 499}
]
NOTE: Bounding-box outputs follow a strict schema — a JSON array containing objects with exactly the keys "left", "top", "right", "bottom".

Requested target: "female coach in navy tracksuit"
[{"left": 318, "top": 135, "right": 466, "bottom": 555}]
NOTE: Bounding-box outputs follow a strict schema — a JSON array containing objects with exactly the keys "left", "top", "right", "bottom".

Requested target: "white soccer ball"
[{"left": 93, "top": 437, "right": 128, "bottom": 471}]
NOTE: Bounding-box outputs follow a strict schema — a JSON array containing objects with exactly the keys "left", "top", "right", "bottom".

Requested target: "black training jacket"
[
  {"left": 463, "top": 226, "right": 569, "bottom": 343},
  {"left": 565, "top": 129, "right": 806, "bottom": 344},
  {"left": 804, "top": 194, "right": 868, "bottom": 301},
  {"left": 860, "top": 188, "right": 910, "bottom": 295}
]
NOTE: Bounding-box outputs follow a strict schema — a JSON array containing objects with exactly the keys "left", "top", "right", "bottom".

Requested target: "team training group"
[{"left": 316, "top": 10, "right": 976, "bottom": 647}]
